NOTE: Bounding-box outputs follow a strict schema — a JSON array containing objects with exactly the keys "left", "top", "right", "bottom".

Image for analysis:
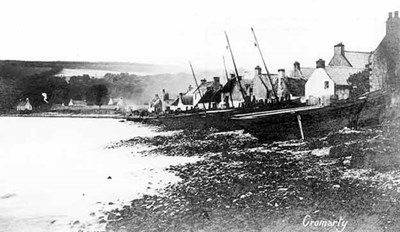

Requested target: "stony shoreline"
[{"left": 104, "top": 119, "right": 400, "bottom": 232}]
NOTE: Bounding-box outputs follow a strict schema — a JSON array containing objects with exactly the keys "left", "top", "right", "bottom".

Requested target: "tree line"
[{"left": 0, "top": 68, "right": 126, "bottom": 112}]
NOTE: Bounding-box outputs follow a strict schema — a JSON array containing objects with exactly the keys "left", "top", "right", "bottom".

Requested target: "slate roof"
[
  {"left": 198, "top": 89, "right": 222, "bottom": 103},
  {"left": 344, "top": 51, "right": 373, "bottom": 69},
  {"left": 253, "top": 73, "right": 277, "bottom": 90},
  {"left": 325, "top": 66, "right": 365, "bottom": 86},
  {"left": 222, "top": 78, "right": 252, "bottom": 92}
]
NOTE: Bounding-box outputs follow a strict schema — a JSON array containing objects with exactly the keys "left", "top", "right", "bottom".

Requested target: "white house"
[
  {"left": 305, "top": 59, "right": 335, "bottom": 105},
  {"left": 170, "top": 93, "right": 194, "bottom": 111},
  {"left": 305, "top": 59, "right": 366, "bottom": 105},
  {"left": 17, "top": 98, "right": 33, "bottom": 111}
]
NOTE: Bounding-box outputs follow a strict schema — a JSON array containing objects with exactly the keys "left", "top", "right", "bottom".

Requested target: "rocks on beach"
[{"left": 105, "top": 119, "right": 400, "bottom": 231}]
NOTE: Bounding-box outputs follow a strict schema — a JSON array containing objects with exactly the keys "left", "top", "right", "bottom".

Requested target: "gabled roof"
[
  {"left": 198, "top": 88, "right": 222, "bottom": 103},
  {"left": 192, "top": 81, "right": 214, "bottom": 94},
  {"left": 252, "top": 73, "right": 277, "bottom": 90},
  {"left": 17, "top": 99, "right": 31, "bottom": 107},
  {"left": 324, "top": 66, "right": 365, "bottom": 86},
  {"left": 221, "top": 78, "right": 252, "bottom": 93},
  {"left": 171, "top": 95, "right": 194, "bottom": 106},
  {"left": 288, "top": 67, "right": 315, "bottom": 80},
  {"left": 343, "top": 51, "right": 372, "bottom": 69}
]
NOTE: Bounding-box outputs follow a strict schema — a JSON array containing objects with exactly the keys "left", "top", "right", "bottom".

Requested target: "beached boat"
[{"left": 231, "top": 91, "right": 389, "bottom": 142}]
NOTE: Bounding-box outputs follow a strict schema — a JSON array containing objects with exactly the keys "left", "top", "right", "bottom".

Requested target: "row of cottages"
[
  {"left": 169, "top": 11, "right": 399, "bottom": 110},
  {"left": 170, "top": 37, "right": 376, "bottom": 110},
  {"left": 251, "top": 41, "right": 371, "bottom": 106},
  {"left": 171, "top": 77, "right": 223, "bottom": 110},
  {"left": 252, "top": 64, "right": 307, "bottom": 102}
]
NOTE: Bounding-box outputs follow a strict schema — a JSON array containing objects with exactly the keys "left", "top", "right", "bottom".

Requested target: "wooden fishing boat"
[{"left": 230, "top": 91, "right": 389, "bottom": 142}]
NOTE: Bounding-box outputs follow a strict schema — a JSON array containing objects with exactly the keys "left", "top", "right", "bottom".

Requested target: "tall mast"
[
  {"left": 223, "top": 56, "right": 235, "bottom": 108},
  {"left": 189, "top": 61, "right": 207, "bottom": 110},
  {"left": 225, "top": 31, "right": 247, "bottom": 101},
  {"left": 222, "top": 56, "right": 229, "bottom": 83},
  {"left": 251, "top": 27, "right": 278, "bottom": 100}
]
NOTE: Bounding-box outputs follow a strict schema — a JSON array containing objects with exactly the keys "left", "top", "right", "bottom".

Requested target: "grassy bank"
[{"left": 104, "top": 119, "right": 400, "bottom": 232}]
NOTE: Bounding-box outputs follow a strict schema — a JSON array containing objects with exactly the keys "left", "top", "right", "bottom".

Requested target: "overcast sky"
[{"left": 0, "top": 0, "right": 399, "bottom": 73}]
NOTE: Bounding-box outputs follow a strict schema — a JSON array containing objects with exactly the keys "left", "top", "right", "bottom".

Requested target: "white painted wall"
[{"left": 305, "top": 68, "right": 335, "bottom": 101}]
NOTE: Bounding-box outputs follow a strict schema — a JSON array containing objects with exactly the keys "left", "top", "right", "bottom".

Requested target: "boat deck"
[{"left": 231, "top": 105, "right": 324, "bottom": 120}]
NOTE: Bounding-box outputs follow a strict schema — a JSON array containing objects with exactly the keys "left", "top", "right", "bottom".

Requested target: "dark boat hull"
[
  {"left": 143, "top": 109, "right": 238, "bottom": 131},
  {"left": 128, "top": 92, "right": 388, "bottom": 142},
  {"left": 231, "top": 92, "right": 389, "bottom": 142}
]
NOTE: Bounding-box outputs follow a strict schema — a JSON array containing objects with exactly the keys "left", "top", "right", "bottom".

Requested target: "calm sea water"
[{"left": 0, "top": 117, "right": 194, "bottom": 232}]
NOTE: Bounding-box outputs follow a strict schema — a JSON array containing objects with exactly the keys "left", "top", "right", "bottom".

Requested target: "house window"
[{"left": 324, "top": 81, "right": 329, "bottom": 89}]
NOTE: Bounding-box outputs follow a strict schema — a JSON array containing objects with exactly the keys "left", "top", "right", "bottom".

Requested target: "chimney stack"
[
  {"left": 316, "top": 59, "right": 325, "bottom": 69},
  {"left": 334, "top": 43, "right": 345, "bottom": 55},
  {"left": 278, "top": 69, "right": 285, "bottom": 78},
  {"left": 255, "top": 65, "right": 262, "bottom": 75},
  {"left": 201, "top": 79, "right": 207, "bottom": 84},
  {"left": 294, "top": 61, "right": 300, "bottom": 71},
  {"left": 386, "top": 11, "right": 400, "bottom": 35},
  {"left": 213, "top": 77, "right": 220, "bottom": 87}
]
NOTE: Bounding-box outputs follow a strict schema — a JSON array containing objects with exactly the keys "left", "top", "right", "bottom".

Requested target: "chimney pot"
[
  {"left": 213, "top": 77, "right": 220, "bottom": 86},
  {"left": 294, "top": 61, "right": 300, "bottom": 70},
  {"left": 316, "top": 59, "right": 326, "bottom": 69},
  {"left": 255, "top": 65, "right": 262, "bottom": 75}
]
